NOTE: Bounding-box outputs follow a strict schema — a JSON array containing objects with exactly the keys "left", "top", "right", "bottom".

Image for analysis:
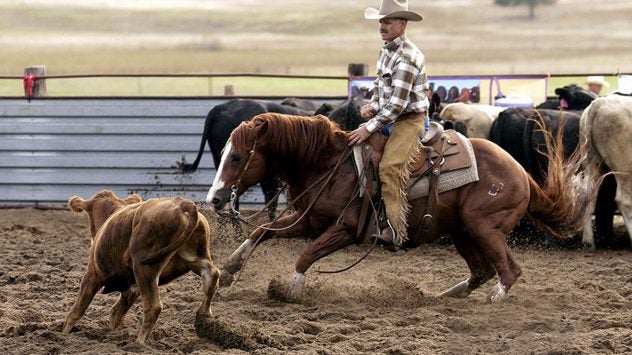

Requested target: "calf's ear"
[
  {"left": 126, "top": 194, "right": 142, "bottom": 204},
  {"left": 68, "top": 196, "right": 87, "bottom": 212}
]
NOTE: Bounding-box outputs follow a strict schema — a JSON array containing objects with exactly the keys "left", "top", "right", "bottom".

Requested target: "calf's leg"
[
  {"left": 189, "top": 258, "right": 221, "bottom": 317},
  {"left": 110, "top": 287, "right": 140, "bottom": 330},
  {"left": 133, "top": 264, "right": 163, "bottom": 344},
  {"left": 63, "top": 272, "right": 101, "bottom": 334}
]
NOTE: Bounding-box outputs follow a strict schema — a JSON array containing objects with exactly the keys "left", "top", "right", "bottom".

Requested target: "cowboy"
[
  {"left": 348, "top": 0, "right": 428, "bottom": 247},
  {"left": 586, "top": 75, "right": 610, "bottom": 96}
]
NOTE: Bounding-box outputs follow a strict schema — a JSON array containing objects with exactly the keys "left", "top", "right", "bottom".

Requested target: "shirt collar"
[{"left": 383, "top": 35, "right": 406, "bottom": 51}]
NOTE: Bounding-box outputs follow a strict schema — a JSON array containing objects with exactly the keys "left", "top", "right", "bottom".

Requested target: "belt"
[{"left": 397, "top": 111, "right": 426, "bottom": 121}]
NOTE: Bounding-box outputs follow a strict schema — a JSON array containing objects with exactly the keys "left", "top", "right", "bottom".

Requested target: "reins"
[{"left": 232, "top": 146, "right": 354, "bottom": 232}]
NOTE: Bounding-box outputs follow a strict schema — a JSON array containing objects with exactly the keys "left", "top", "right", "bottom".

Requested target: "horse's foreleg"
[
  {"left": 286, "top": 224, "right": 355, "bottom": 302},
  {"left": 221, "top": 211, "right": 309, "bottom": 286}
]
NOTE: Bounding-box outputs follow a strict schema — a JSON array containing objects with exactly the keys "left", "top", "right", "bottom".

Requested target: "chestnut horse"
[{"left": 207, "top": 113, "right": 593, "bottom": 303}]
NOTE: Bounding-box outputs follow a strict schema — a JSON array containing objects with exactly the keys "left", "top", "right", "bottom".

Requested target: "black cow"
[
  {"left": 491, "top": 86, "right": 596, "bottom": 182},
  {"left": 314, "top": 96, "right": 367, "bottom": 131},
  {"left": 490, "top": 108, "right": 581, "bottom": 183},
  {"left": 535, "top": 84, "right": 596, "bottom": 110},
  {"left": 280, "top": 97, "right": 320, "bottom": 112}
]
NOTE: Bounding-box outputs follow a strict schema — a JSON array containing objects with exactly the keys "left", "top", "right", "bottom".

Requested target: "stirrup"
[{"left": 370, "top": 220, "right": 400, "bottom": 247}]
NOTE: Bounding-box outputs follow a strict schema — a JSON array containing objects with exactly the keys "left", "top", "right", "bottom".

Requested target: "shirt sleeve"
[
  {"left": 369, "top": 76, "right": 380, "bottom": 112},
  {"left": 365, "top": 58, "right": 419, "bottom": 133}
]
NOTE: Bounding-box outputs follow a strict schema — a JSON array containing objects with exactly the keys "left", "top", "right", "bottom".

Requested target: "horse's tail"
[{"left": 525, "top": 111, "right": 598, "bottom": 238}]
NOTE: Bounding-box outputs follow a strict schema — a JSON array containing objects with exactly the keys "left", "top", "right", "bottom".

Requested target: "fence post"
[
  {"left": 23, "top": 65, "right": 48, "bottom": 98},
  {"left": 347, "top": 63, "right": 368, "bottom": 77}
]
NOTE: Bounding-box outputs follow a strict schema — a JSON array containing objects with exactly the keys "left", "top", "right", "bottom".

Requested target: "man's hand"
[
  {"left": 348, "top": 125, "right": 372, "bottom": 146},
  {"left": 360, "top": 105, "right": 377, "bottom": 119}
]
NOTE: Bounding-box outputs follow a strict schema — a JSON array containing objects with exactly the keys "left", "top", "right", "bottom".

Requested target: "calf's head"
[{"left": 68, "top": 190, "right": 142, "bottom": 239}]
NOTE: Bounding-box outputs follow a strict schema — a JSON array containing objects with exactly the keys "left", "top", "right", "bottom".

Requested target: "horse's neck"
[{"left": 272, "top": 141, "right": 350, "bottom": 190}]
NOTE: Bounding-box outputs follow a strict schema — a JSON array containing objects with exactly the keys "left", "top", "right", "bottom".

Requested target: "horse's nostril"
[{"left": 211, "top": 197, "right": 221, "bottom": 206}]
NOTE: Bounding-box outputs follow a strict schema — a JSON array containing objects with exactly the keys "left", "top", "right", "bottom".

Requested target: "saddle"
[
  {"left": 352, "top": 122, "right": 474, "bottom": 242},
  {"left": 409, "top": 124, "right": 472, "bottom": 178}
]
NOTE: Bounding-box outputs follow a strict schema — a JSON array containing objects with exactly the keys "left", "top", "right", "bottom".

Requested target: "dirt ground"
[{"left": 0, "top": 207, "right": 630, "bottom": 354}]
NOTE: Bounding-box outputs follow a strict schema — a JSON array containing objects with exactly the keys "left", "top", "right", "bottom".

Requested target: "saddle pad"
[{"left": 406, "top": 132, "right": 479, "bottom": 200}]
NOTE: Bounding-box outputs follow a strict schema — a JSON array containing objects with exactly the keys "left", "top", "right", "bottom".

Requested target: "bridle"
[{"left": 229, "top": 140, "right": 258, "bottom": 212}]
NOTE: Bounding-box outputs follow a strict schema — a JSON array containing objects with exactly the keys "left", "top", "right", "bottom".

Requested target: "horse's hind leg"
[
  {"left": 438, "top": 232, "right": 496, "bottom": 298},
  {"left": 470, "top": 226, "right": 522, "bottom": 303}
]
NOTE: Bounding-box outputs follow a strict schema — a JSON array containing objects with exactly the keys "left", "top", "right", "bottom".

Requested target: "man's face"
[
  {"left": 588, "top": 83, "right": 602, "bottom": 95},
  {"left": 379, "top": 18, "right": 407, "bottom": 42}
]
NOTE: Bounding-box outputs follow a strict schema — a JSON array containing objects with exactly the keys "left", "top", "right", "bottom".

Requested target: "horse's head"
[{"left": 206, "top": 118, "right": 269, "bottom": 213}]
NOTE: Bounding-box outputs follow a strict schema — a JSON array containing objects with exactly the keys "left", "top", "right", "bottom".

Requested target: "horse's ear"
[{"left": 251, "top": 116, "right": 270, "bottom": 138}]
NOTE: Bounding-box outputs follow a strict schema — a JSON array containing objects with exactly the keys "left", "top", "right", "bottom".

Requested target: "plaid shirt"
[{"left": 365, "top": 35, "right": 429, "bottom": 133}]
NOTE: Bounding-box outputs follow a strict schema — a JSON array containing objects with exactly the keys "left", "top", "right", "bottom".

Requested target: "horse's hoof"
[
  {"left": 267, "top": 277, "right": 303, "bottom": 303},
  {"left": 581, "top": 242, "right": 597, "bottom": 251},
  {"left": 285, "top": 288, "right": 304, "bottom": 304},
  {"left": 438, "top": 279, "right": 470, "bottom": 298},
  {"left": 487, "top": 282, "right": 507, "bottom": 304},
  {"left": 219, "top": 271, "right": 235, "bottom": 287}
]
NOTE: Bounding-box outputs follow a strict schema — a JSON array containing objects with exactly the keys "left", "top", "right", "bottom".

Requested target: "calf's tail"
[{"left": 141, "top": 199, "right": 199, "bottom": 265}]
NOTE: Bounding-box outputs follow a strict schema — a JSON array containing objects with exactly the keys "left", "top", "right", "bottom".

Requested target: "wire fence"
[{"left": 0, "top": 70, "right": 629, "bottom": 99}]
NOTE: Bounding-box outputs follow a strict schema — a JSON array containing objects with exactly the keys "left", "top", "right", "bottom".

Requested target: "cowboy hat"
[
  {"left": 586, "top": 75, "right": 610, "bottom": 88},
  {"left": 364, "top": 0, "right": 423, "bottom": 21}
]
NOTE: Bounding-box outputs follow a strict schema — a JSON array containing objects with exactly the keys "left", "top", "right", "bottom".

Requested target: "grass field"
[{"left": 0, "top": 0, "right": 630, "bottom": 97}]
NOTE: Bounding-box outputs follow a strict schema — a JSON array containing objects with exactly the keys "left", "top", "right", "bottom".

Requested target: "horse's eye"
[{"left": 230, "top": 154, "right": 242, "bottom": 163}]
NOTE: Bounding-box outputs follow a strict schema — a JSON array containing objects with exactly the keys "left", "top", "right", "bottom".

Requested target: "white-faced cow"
[{"left": 63, "top": 190, "right": 220, "bottom": 344}]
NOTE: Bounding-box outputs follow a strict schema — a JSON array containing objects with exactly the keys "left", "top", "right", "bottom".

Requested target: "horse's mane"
[{"left": 230, "top": 113, "right": 347, "bottom": 168}]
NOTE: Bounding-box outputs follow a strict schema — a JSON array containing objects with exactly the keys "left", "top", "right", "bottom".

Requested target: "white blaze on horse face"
[{"left": 206, "top": 141, "right": 233, "bottom": 207}]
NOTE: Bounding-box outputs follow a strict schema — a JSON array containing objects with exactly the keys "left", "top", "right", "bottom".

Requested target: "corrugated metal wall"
[{"left": 0, "top": 98, "right": 336, "bottom": 207}]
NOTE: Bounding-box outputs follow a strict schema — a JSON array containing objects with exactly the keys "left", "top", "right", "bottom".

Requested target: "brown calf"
[{"left": 63, "top": 191, "right": 220, "bottom": 344}]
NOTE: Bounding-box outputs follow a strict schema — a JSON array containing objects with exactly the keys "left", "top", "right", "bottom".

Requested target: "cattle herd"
[{"left": 57, "top": 87, "right": 630, "bottom": 346}]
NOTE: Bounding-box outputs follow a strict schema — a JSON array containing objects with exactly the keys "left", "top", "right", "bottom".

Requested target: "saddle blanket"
[{"left": 406, "top": 132, "right": 479, "bottom": 200}]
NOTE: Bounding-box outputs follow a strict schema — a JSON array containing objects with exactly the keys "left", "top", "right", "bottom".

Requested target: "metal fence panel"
[{"left": 0, "top": 97, "right": 338, "bottom": 207}]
